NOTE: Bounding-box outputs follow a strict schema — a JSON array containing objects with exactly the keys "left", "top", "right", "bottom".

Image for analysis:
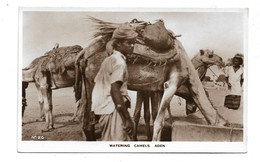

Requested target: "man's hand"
[
  {"left": 227, "top": 82, "right": 232, "bottom": 90},
  {"left": 125, "top": 98, "right": 131, "bottom": 109},
  {"left": 111, "top": 81, "right": 133, "bottom": 135},
  {"left": 240, "top": 78, "right": 244, "bottom": 87}
]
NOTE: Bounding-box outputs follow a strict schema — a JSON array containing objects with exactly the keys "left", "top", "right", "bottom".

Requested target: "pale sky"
[{"left": 22, "top": 10, "right": 247, "bottom": 78}]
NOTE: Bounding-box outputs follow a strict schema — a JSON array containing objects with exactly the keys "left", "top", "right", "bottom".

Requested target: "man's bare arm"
[
  {"left": 111, "top": 81, "right": 132, "bottom": 121},
  {"left": 111, "top": 81, "right": 133, "bottom": 134}
]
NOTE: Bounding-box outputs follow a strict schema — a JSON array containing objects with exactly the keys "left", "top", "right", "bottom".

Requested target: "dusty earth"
[{"left": 21, "top": 83, "right": 243, "bottom": 141}]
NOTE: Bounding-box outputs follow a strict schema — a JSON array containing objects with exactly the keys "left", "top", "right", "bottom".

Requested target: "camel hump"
[{"left": 142, "top": 20, "right": 174, "bottom": 51}]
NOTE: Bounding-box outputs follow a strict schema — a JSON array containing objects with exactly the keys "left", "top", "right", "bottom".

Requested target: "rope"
[
  {"left": 208, "top": 67, "right": 226, "bottom": 85},
  {"left": 198, "top": 66, "right": 207, "bottom": 80},
  {"left": 208, "top": 67, "right": 219, "bottom": 78}
]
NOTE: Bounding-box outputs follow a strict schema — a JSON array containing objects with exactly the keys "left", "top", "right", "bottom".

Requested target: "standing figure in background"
[
  {"left": 224, "top": 53, "right": 244, "bottom": 110},
  {"left": 91, "top": 23, "right": 138, "bottom": 141}
]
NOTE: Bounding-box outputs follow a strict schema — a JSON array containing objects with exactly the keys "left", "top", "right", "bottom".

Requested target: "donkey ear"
[{"left": 200, "top": 49, "right": 204, "bottom": 55}]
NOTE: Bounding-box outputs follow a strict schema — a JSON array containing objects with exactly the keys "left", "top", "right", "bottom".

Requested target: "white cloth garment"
[
  {"left": 225, "top": 66, "right": 243, "bottom": 95},
  {"left": 91, "top": 50, "right": 129, "bottom": 115}
]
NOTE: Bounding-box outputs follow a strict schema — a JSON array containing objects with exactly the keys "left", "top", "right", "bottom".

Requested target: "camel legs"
[
  {"left": 153, "top": 72, "right": 227, "bottom": 141},
  {"left": 151, "top": 92, "right": 162, "bottom": 122},
  {"left": 70, "top": 100, "right": 82, "bottom": 122},
  {"left": 82, "top": 77, "right": 96, "bottom": 141},
  {"left": 153, "top": 71, "right": 179, "bottom": 141},
  {"left": 50, "top": 72, "right": 58, "bottom": 90},
  {"left": 35, "top": 84, "right": 45, "bottom": 122},
  {"left": 38, "top": 74, "right": 54, "bottom": 131},
  {"left": 185, "top": 90, "right": 210, "bottom": 115},
  {"left": 41, "top": 86, "right": 54, "bottom": 131},
  {"left": 133, "top": 91, "right": 153, "bottom": 141},
  {"left": 47, "top": 88, "right": 53, "bottom": 128},
  {"left": 133, "top": 91, "right": 163, "bottom": 141},
  {"left": 143, "top": 92, "right": 152, "bottom": 141},
  {"left": 151, "top": 91, "right": 174, "bottom": 124},
  {"left": 188, "top": 76, "right": 227, "bottom": 126},
  {"left": 133, "top": 91, "right": 143, "bottom": 141},
  {"left": 48, "top": 63, "right": 58, "bottom": 90}
]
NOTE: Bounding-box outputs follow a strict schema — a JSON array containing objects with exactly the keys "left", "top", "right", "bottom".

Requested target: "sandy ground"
[{"left": 21, "top": 83, "right": 243, "bottom": 141}]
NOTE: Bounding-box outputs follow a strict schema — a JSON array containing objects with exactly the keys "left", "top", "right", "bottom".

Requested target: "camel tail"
[
  {"left": 73, "top": 39, "right": 106, "bottom": 102},
  {"left": 74, "top": 62, "right": 82, "bottom": 101},
  {"left": 74, "top": 50, "right": 86, "bottom": 101},
  {"left": 22, "top": 68, "right": 36, "bottom": 82}
]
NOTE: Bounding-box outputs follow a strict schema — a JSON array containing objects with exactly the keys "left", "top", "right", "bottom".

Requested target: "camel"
[
  {"left": 74, "top": 17, "right": 228, "bottom": 141},
  {"left": 22, "top": 45, "right": 83, "bottom": 131},
  {"left": 133, "top": 49, "right": 224, "bottom": 141}
]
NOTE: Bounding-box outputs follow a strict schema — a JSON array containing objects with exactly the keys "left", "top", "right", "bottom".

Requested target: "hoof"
[
  {"left": 68, "top": 117, "right": 78, "bottom": 122},
  {"left": 215, "top": 116, "right": 230, "bottom": 127},
  {"left": 36, "top": 118, "right": 45, "bottom": 122},
  {"left": 152, "top": 136, "right": 160, "bottom": 141},
  {"left": 222, "top": 120, "right": 231, "bottom": 127},
  {"left": 51, "top": 86, "right": 58, "bottom": 90},
  {"left": 41, "top": 126, "right": 55, "bottom": 133},
  {"left": 147, "top": 137, "right": 152, "bottom": 141},
  {"left": 152, "top": 132, "right": 161, "bottom": 141}
]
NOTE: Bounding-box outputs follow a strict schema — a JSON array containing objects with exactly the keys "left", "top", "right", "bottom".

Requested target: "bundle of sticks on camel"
[{"left": 74, "top": 17, "right": 229, "bottom": 141}]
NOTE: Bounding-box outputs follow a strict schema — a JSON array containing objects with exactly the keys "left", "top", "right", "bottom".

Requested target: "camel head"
[{"left": 198, "top": 49, "right": 224, "bottom": 68}]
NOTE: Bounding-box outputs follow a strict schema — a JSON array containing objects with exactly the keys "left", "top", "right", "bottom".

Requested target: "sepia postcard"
[{"left": 18, "top": 8, "right": 248, "bottom": 153}]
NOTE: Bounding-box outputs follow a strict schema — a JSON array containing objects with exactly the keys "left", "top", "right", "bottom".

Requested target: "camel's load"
[
  {"left": 42, "top": 45, "right": 83, "bottom": 74},
  {"left": 23, "top": 45, "right": 83, "bottom": 83},
  {"left": 87, "top": 17, "right": 181, "bottom": 65},
  {"left": 142, "top": 19, "right": 174, "bottom": 50}
]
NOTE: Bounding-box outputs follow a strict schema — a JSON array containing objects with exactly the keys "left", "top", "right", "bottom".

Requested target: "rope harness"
[{"left": 208, "top": 67, "right": 226, "bottom": 85}]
